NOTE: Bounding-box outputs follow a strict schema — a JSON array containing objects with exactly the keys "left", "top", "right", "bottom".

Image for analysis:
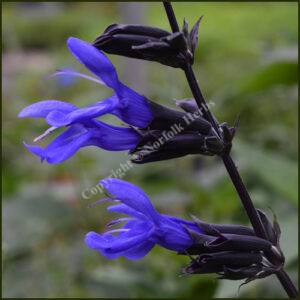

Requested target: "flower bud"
[
  {"left": 93, "top": 18, "right": 202, "bottom": 68},
  {"left": 256, "top": 209, "right": 285, "bottom": 265},
  {"left": 130, "top": 132, "right": 208, "bottom": 164},
  {"left": 176, "top": 98, "right": 199, "bottom": 113},
  {"left": 190, "top": 215, "right": 255, "bottom": 236},
  {"left": 182, "top": 226, "right": 272, "bottom": 255},
  {"left": 180, "top": 213, "right": 285, "bottom": 288},
  {"left": 146, "top": 100, "right": 212, "bottom": 134},
  {"left": 257, "top": 209, "right": 280, "bottom": 246},
  {"left": 183, "top": 251, "right": 263, "bottom": 275},
  {"left": 218, "top": 265, "right": 264, "bottom": 280}
]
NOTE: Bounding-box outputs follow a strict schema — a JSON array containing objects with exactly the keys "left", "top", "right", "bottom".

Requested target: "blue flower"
[
  {"left": 23, "top": 120, "right": 141, "bottom": 164},
  {"left": 84, "top": 179, "right": 275, "bottom": 283},
  {"left": 19, "top": 37, "right": 217, "bottom": 164},
  {"left": 18, "top": 37, "right": 154, "bottom": 163},
  {"left": 85, "top": 179, "right": 202, "bottom": 260}
]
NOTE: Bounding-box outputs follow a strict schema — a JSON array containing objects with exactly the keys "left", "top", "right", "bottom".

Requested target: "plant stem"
[
  {"left": 163, "top": 1, "right": 298, "bottom": 298},
  {"left": 163, "top": 0, "right": 266, "bottom": 240}
]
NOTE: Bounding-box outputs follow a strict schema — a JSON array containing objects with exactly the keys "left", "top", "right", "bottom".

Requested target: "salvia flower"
[
  {"left": 85, "top": 178, "right": 204, "bottom": 259},
  {"left": 18, "top": 37, "right": 152, "bottom": 163},
  {"left": 19, "top": 37, "right": 227, "bottom": 164},
  {"left": 93, "top": 18, "right": 202, "bottom": 68},
  {"left": 85, "top": 177, "right": 281, "bottom": 283}
]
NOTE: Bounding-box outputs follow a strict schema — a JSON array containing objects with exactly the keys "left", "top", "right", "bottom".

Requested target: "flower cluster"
[
  {"left": 86, "top": 179, "right": 282, "bottom": 284},
  {"left": 18, "top": 11, "right": 287, "bottom": 292},
  {"left": 18, "top": 37, "right": 150, "bottom": 163},
  {"left": 86, "top": 179, "right": 202, "bottom": 259},
  {"left": 19, "top": 37, "right": 229, "bottom": 164},
  {"left": 181, "top": 213, "right": 283, "bottom": 282}
]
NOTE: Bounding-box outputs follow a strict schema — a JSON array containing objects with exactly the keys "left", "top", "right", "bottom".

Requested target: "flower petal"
[
  {"left": 85, "top": 225, "right": 154, "bottom": 259},
  {"left": 100, "top": 179, "right": 160, "bottom": 222},
  {"left": 123, "top": 240, "right": 155, "bottom": 260},
  {"left": 85, "top": 120, "right": 141, "bottom": 151},
  {"left": 67, "top": 37, "right": 153, "bottom": 128},
  {"left": 114, "top": 84, "right": 153, "bottom": 128},
  {"left": 18, "top": 100, "right": 76, "bottom": 119},
  {"left": 25, "top": 121, "right": 141, "bottom": 163},
  {"left": 24, "top": 124, "right": 92, "bottom": 163},
  {"left": 165, "top": 215, "right": 203, "bottom": 233},
  {"left": 22, "top": 142, "right": 46, "bottom": 162},
  {"left": 45, "top": 95, "right": 119, "bottom": 127},
  {"left": 85, "top": 232, "right": 120, "bottom": 259},
  {"left": 107, "top": 203, "right": 146, "bottom": 220},
  {"left": 152, "top": 217, "right": 194, "bottom": 251},
  {"left": 67, "top": 37, "right": 120, "bottom": 90}
]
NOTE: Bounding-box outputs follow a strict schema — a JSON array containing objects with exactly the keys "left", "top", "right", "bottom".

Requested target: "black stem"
[
  {"left": 183, "top": 64, "right": 220, "bottom": 132},
  {"left": 163, "top": 2, "right": 179, "bottom": 32},
  {"left": 221, "top": 155, "right": 267, "bottom": 238},
  {"left": 163, "top": 1, "right": 298, "bottom": 298}
]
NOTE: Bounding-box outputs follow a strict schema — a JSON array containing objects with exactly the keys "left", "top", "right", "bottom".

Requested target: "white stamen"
[
  {"left": 107, "top": 228, "right": 130, "bottom": 234},
  {"left": 44, "top": 69, "right": 106, "bottom": 86},
  {"left": 87, "top": 197, "right": 118, "bottom": 208},
  {"left": 34, "top": 126, "right": 57, "bottom": 142}
]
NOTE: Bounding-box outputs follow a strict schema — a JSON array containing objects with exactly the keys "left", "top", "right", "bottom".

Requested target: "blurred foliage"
[{"left": 2, "top": 2, "right": 298, "bottom": 298}]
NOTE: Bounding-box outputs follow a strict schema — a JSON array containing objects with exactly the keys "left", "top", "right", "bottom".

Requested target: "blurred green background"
[{"left": 2, "top": 2, "right": 298, "bottom": 298}]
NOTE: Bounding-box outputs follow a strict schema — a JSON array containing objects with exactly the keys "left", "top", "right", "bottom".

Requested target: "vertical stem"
[
  {"left": 183, "top": 64, "right": 220, "bottom": 131},
  {"left": 163, "top": 2, "right": 179, "bottom": 32},
  {"left": 163, "top": 1, "right": 266, "bottom": 238},
  {"left": 277, "top": 270, "right": 299, "bottom": 298},
  {"left": 163, "top": 1, "right": 298, "bottom": 298},
  {"left": 221, "top": 155, "right": 267, "bottom": 238}
]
